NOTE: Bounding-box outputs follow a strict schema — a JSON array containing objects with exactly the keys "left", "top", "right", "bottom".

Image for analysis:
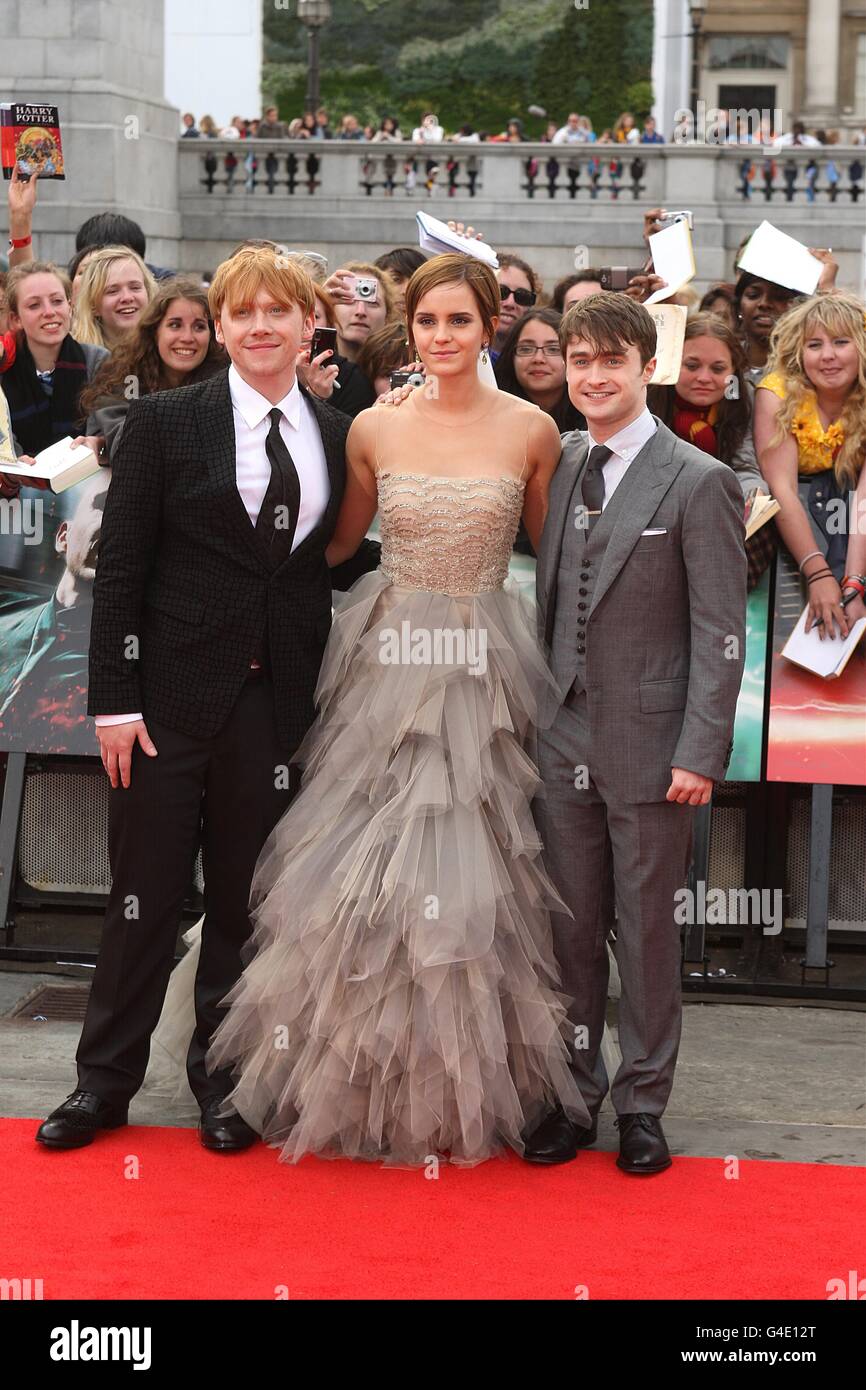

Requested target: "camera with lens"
[
  {"left": 658, "top": 210, "right": 694, "bottom": 231},
  {"left": 389, "top": 369, "right": 426, "bottom": 390},
  {"left": 353, "top": 276, "right": 380, "bottom": 301}
]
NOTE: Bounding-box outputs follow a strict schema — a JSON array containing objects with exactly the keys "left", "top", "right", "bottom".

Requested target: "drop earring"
[{"left": 481, "top": 342, "right": 490, "bottom": 366}]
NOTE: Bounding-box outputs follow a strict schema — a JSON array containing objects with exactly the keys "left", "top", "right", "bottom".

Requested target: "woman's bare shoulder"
[
  {"left": 493, "top": 390, "right": 540, "bottom": 419},
  {"left": 346, "top": 406, "right": 384, "bottom": 467}
]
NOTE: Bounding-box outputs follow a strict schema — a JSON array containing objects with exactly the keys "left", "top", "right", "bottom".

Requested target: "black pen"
[{"left": 813, "top": 591, "right": 860, "bottom": 628}]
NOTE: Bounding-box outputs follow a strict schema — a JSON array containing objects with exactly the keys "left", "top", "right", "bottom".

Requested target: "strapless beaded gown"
[{"left": 148, "top": 465, "right": 592, "bottom": 1165}]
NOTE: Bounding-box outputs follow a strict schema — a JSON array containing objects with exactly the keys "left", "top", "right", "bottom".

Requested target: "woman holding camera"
[{"left": 301, "top": 278, "right": 380, "bottom": 417}]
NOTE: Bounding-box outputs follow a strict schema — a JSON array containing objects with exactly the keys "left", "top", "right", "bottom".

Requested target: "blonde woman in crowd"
[
  {"left": 71, "top": 246, "right": 156, "bottom": 350},
  {"left": 755, "top": 290, "right": 866, "bottom": 635}
]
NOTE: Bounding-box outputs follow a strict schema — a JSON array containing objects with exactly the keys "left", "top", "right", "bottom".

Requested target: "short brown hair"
[
  {"left": 551, "top": 269, "right": 603, "bottom": 313},
  {"left": 560, "top": 291, "right": 658, "bottom": 368},
  {"left": 404, "top": 253, "right": 500, "bottom": 356},
  {"left": 208, "top": 245, "right": 315, "bottom": 321}
]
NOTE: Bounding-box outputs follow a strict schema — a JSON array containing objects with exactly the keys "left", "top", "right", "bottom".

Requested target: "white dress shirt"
[
  {"left": 229, "top": 364, "right": 330, "bottom": 539},
  {"left": 586, "top": 406, "right": 657, "bottom": 509},
  {"left": 96, "top": 367, "right": 330, "bottom": 727}
]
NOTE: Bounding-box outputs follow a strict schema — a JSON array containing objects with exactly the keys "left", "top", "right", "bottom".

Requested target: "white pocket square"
[{"left": 640, "top": 527, "right": 667, "bottom": 536}]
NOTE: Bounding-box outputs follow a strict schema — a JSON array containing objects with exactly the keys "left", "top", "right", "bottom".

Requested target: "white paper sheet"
[
  {"left": 416, "top": 211, "right": 500, "bottom": 268},
  {"left": 736, "top": 221, "right": 823, "bottom": 295},
  {"left": 644, "top": 220, "right": 696, "bottom": 305}
]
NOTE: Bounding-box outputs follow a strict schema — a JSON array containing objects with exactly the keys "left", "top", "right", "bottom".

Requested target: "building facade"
[{"left": 654, "top": 0, "right": 866, "bottom": 139}]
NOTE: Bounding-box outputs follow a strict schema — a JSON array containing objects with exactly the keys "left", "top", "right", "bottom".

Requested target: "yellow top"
[{"left": 757, "top": 370, "right": 844, "bottom": 475}]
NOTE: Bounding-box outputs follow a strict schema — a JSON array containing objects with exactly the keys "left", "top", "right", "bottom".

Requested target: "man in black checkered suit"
[{"left": 36, "top": 247, "right": 380, "bottom": 1152}]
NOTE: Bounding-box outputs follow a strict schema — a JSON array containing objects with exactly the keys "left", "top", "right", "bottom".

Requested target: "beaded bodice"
[{"left": 377, "top": 470, "right": 525, "bottom": 596}]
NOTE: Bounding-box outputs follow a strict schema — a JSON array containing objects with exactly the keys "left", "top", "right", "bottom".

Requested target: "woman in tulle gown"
[{"left": 148, "top": 252, "right": 592, "bottom": 1165}]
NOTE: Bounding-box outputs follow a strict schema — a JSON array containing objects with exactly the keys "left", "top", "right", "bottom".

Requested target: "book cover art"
[{"left": 1, "top": 102, "right": 65, "bottom": 179}]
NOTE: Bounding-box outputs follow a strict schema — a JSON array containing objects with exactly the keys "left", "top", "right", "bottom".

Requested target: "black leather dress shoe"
[
  {"left": 36, "top": 1090, "right": 128, "bottom": 1149},
  {"left": 199, "top": 1099, "right": 258, "bottom": 1152},
  {"left": 615, "top": 1113, "right": 671, "bottom": 1174},
  {"left": 523, "top": 1107, "right": 599, "bottom": 1165}
]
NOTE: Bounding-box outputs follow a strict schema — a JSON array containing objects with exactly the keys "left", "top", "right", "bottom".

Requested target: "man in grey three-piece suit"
[{"left": 525, "top": 293, "right": 746, "bottom": 1174}]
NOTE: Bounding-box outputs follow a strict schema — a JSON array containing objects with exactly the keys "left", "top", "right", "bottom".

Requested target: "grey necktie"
[{"left": 581, "top": 444, "right": 611, "bottom": 536}]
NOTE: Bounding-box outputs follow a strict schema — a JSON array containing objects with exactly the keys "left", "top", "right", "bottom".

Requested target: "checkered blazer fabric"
[{"left": 87, "top": 369, "right": 380, "bottom": 755}]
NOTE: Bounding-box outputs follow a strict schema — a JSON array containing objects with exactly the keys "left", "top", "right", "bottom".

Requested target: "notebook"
[{"left": 782, "top": 604, "right": 866, "bottom": 679}]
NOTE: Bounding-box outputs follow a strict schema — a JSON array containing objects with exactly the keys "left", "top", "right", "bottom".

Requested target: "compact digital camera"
[
  {"left": 353, "top": 276, "right": 380, "bottom": 301},
  {"left": 389, "top": 369, "right": 426, "bottom": 390}
]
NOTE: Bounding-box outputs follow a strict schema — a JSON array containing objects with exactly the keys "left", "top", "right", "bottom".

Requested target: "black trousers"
[{"left": 76, "top": 674, "right": 300, "bottom": 1110}]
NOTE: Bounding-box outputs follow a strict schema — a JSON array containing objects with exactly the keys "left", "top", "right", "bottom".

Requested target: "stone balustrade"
[{"left": 176, "top": 140, "right": 866, "bottom": 291}]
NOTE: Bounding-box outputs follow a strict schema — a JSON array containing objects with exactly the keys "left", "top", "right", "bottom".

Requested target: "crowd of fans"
[
  {"left": 180, "top": 105, "right": 866, "bottom": 148},
  {"left": 1, "top": 159, "right": 865, "bottom": 634},
  {"left": 180, "top": 106, "right": 866, "bottom": 200}
]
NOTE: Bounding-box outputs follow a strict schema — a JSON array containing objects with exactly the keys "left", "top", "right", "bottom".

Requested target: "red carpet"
[{"left": 3, "top": 1117, "right": 863, "bottom": 1300}]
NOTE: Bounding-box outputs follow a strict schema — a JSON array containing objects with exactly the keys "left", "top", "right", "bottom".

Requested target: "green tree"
[{"left": 262, "top": 0, "right": 654, "bottom": 137}]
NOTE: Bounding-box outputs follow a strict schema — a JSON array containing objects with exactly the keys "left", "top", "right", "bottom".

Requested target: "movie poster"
[
  {"left": 766, "top": 543, "right": 866, "bottom": 786},
  {"left": 726, "top": 566, "right": 772, "bottom": 783},
  {"left": 0, "top": 401, "right": 108, "bottom": 754}
]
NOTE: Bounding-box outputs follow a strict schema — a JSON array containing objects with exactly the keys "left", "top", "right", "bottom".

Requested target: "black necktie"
[
  {"left": 257, "top": 407, "right": 301, "bottom": 557},
  {"left": 581, "top": 445, "right": 611, "bottom": 537}
]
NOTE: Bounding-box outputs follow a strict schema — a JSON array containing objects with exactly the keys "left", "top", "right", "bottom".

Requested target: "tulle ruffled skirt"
[{"left": 200, "top": 570, "right": 592, "bottom": 1165}]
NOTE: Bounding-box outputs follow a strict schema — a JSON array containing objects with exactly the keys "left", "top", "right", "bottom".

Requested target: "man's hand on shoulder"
[{"left": 666, "top": 767, "right": 713, "bottom": 806}]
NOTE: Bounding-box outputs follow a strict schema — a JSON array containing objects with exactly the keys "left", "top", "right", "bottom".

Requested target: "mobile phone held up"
[
  {"left": 310, "top": 326, "right": 337, "bottom": 360},
  {"left": 598, "top": 267, "right": 647, "bottom": 292}
]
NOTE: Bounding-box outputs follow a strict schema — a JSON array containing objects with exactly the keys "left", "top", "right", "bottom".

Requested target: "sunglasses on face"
[{"left": 499, "top": 285, "right": 537, "bottom": 307}]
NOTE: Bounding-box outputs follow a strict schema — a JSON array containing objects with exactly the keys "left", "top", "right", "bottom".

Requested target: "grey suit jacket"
[{"left": 536, "top": 417, "right": 747, "bottom": 803}]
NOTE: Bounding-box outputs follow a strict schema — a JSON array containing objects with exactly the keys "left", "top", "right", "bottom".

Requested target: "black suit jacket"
[{"left": 87, "top": 369, "right": 380, "bottom": 754}]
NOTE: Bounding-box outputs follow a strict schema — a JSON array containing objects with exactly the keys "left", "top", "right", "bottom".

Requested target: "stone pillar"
[
  {"left": 0, "top": 0, "right": 181, "bottom": 268},
  {"left": 803, "top": 0, "right": 841, "bottom": 122},
  {"left": 652, "top": 0, "right": 691, "bottom": 138}
]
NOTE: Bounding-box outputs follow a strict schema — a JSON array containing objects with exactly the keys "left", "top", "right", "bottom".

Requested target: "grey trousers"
[{"left": 536, "top": 682, "right": 695, "bottom": 1117}]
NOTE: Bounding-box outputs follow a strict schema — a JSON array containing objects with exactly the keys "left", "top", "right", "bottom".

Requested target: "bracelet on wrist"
[
  {"left": 806, "top": 569, "right": 835, "bottom": 585},
  {"left": 841, "top": 576, "right": 866, "bottom": 598},
  {"left": 798, "top": 549, "right": 823, "bottom": 573},
  {"left": 9, "top": 234, "right": 32, "bottom": 249}
]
